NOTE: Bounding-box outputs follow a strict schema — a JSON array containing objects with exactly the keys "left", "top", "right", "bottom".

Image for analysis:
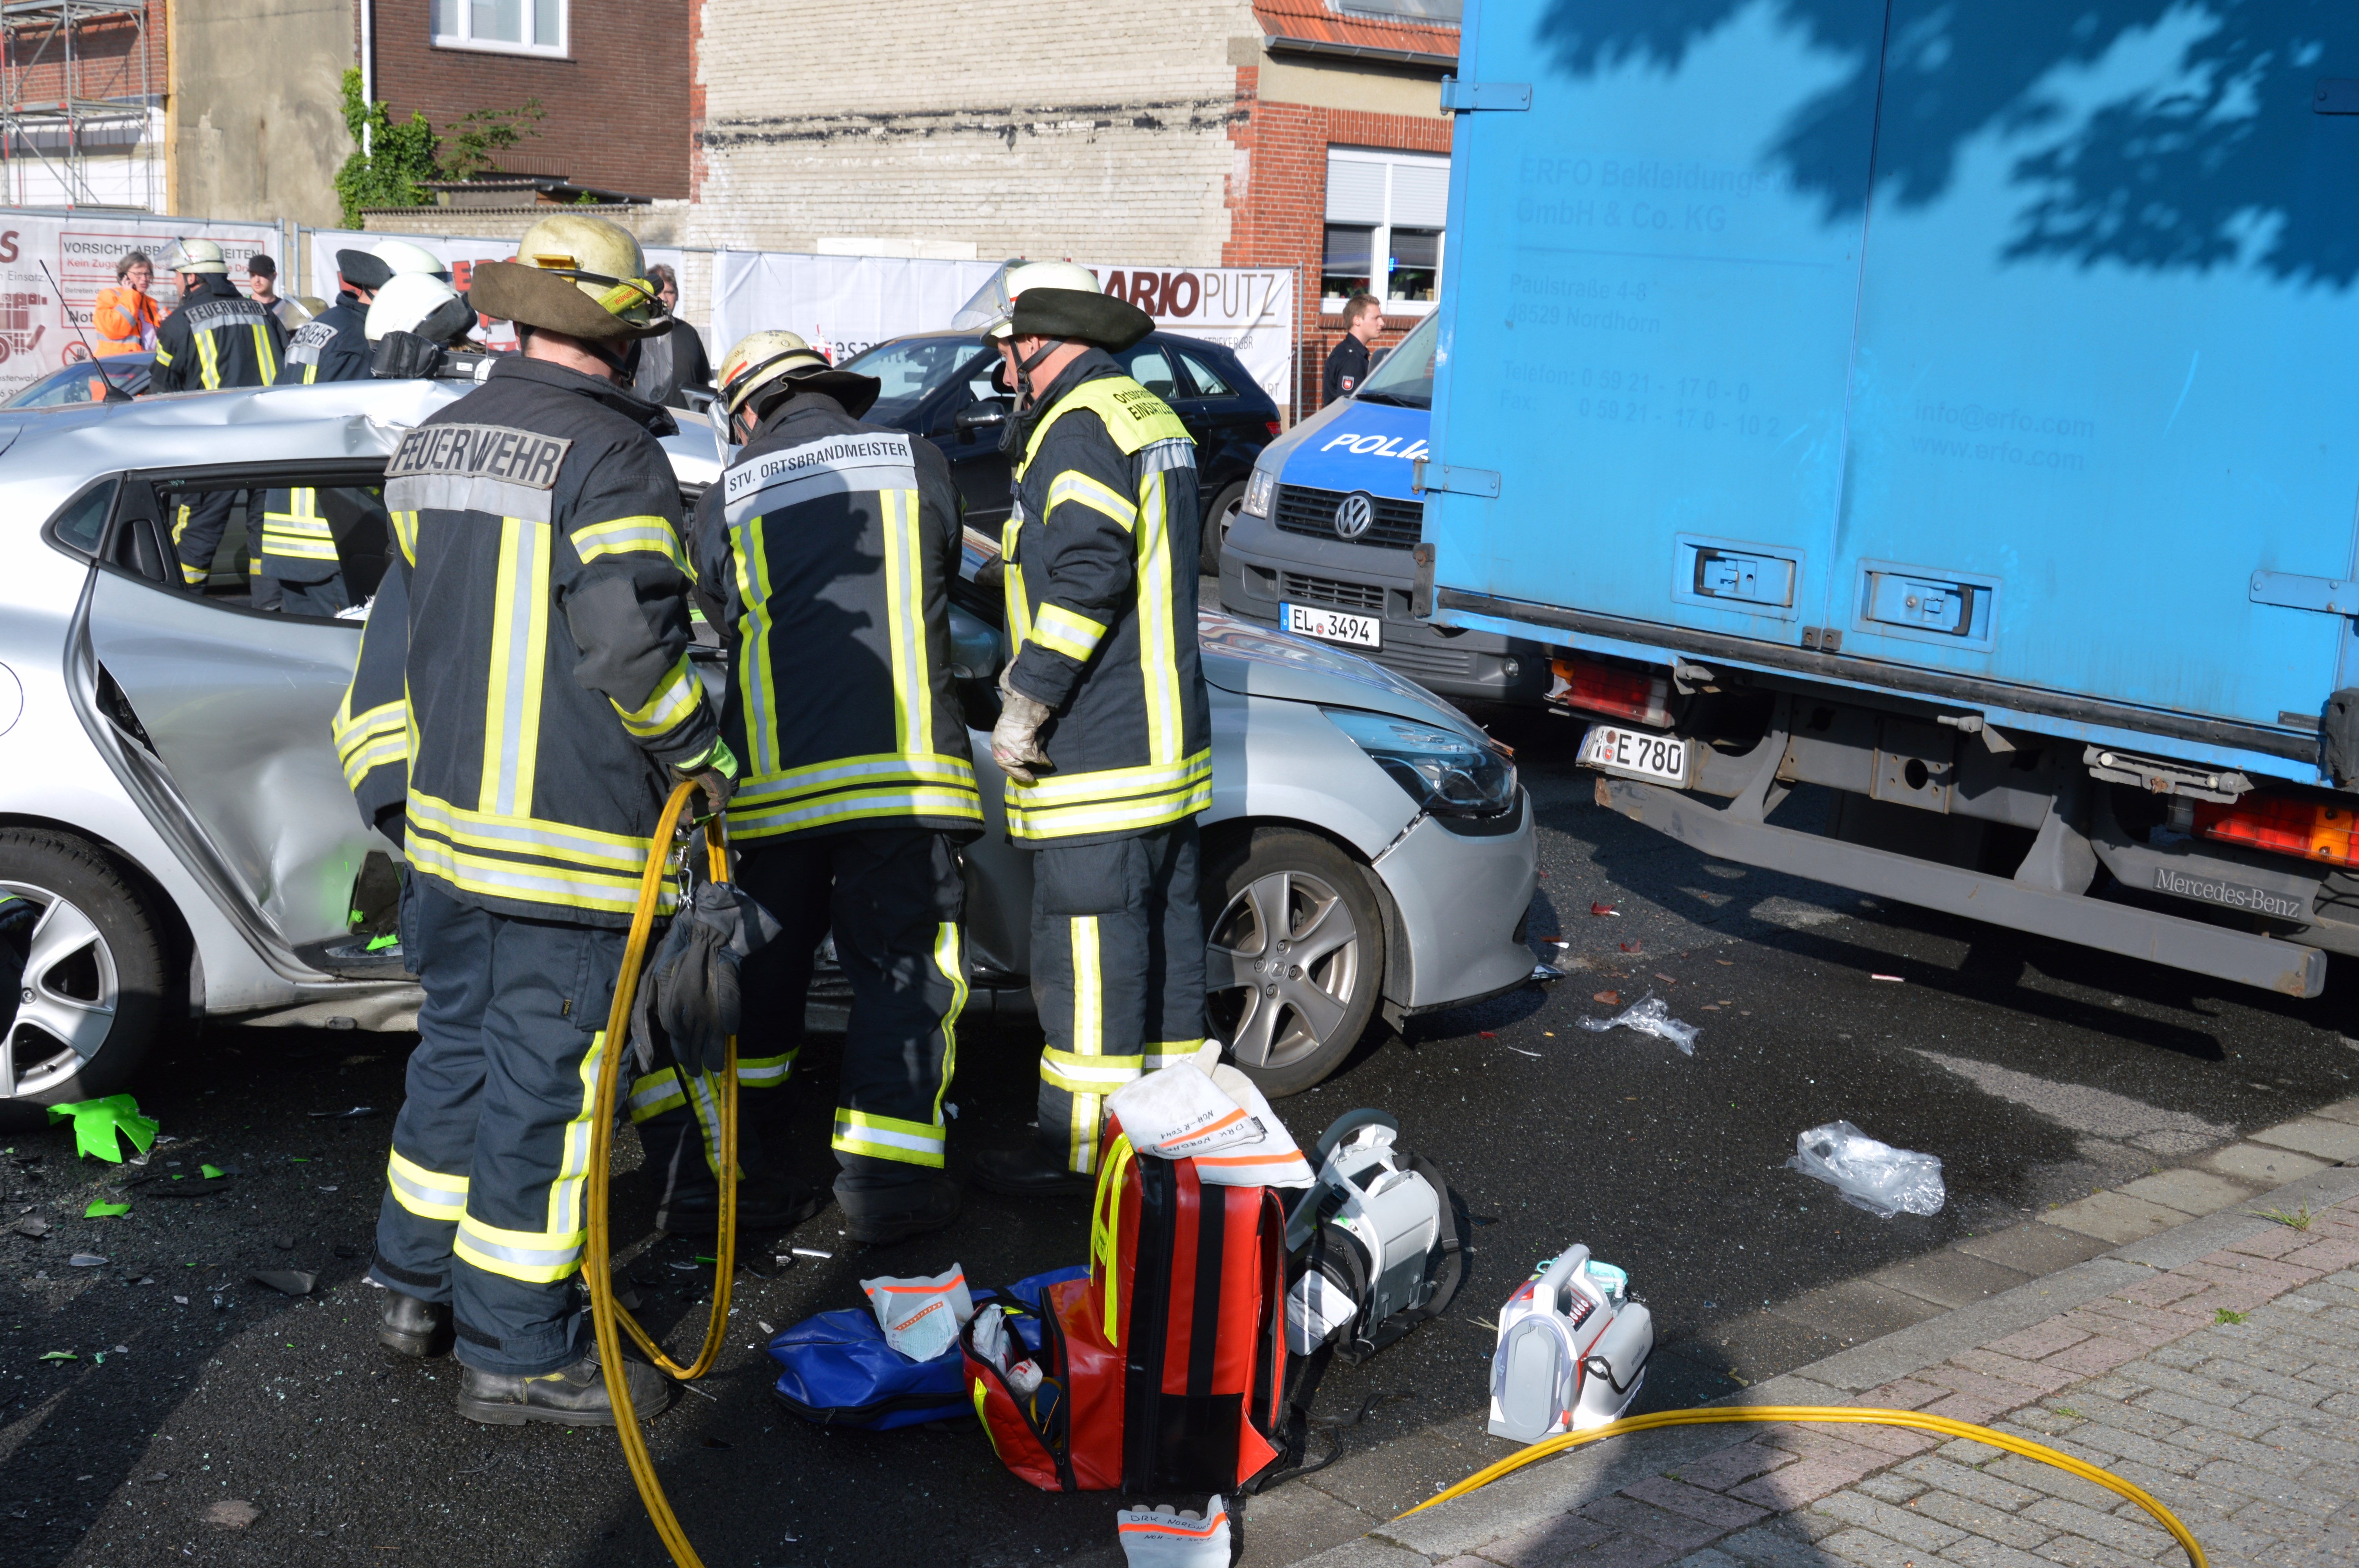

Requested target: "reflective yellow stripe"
[
  {"left": 340, "top": 731, "right": 409, "bottom": 791},
  {"left": 1047, "top": 470, "right": 1137, "bottom": 530},
  {"left": 832, "top": 1107, "right": 945, "bottom": 1167},
  {"left": 931, "top": 921, "right": 966, "bottom": 1129},
  {"left": 729, "top": 785, "right": 985, "bottom": 840},
  {"left": 573, "top": 514, "right": 689, "bottom": 572},
  {"left": 302, "top": 360, "right": 320, "bottom": 386},
  {"left": 171, "top": 503, "right": 206, "bottom": 584},
  {"left": 627, "top": 1067, "right": 687, "bottom": 1122},
  {"left": 195, "top": 329, "right": 220, "bottom": 389},
  {"left": 881, "top": 488, "right": 931, "bottom": 757},
  {"left": 392, "top": 509, "right": 418, "bottom": 564},
  {"left": 614, "top": 652, "right": 703, "bottom": 742},
  {"left": 1069, "top": 915, "right": 1103, "bottom": 1173},
  {"left": 1000, "top": 514, "right": 1032, "bottom": 648},
  {"left": 454, "top": 1212, "right": 586, "bottom": 1283},
  {"left": 387, "top": 1149, "right": 467, "bottom": 1221},
  {"left": 252, "top": 323, "right": 277, "bottom": 383},
  {"left": 1040, "top": 1047, "right": 1143, "bottom": 1093},
  {"left": 1005, "top": 751, "right": 1206, "bottom": 805},
  {"left": 1141, "top": 1040, "right": 1206, "bottom": 1071},
  {"left": 262, "top": 487, "right": 340, "bottom": 561},
  {"left": 1136, "top": 468, "right": 1181, "bottom": 763},
  {"left": 480, "top": 517, "right": 550, "bottom": 816},
  {"left": 1004, "top": 750, "right": 1212, "bottom": 841},
  {"left": 683, "top": 1068, "right": 730, "bottom": 1177},
  {"left": 1089, "top": 1134, "right": 1136, "bottom": 1343},
  {"left": 732, "top": 512, "right": 779, "bottom": 775},
  {"left": 736, "top": 1050, "right": 796, "bottom": 1088},
  {"left": 1030, "top": 602, "right": 1107, "bottom": 662},
  {"left": 407, "top": 789, "right": 677, "bottom": 916},
  {"left": 334, "top": 698, "right": 405, "bottom": 761},
  {"left": 731, "top": 751, "right": 978, "bottom": 806},
  {"left": 409, "top": 789, "right": 654, "bottom": 866},
  {"left": 544, "top": 1029, "right": 605, "bottom": 1238},
  {"left": 152, "top": 345, "right": 173, "bottom": 367}
]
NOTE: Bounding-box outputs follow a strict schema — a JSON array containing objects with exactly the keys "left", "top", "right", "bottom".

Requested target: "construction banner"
[
  {"left": 1087, "top": 265, "right": 1295, "bottom": 416},
  {"left": 0, "top": 209, "right": 277, "bottom": 400},
  {"left": 302, "top": 228, "right": 687, "bottom": 354}
]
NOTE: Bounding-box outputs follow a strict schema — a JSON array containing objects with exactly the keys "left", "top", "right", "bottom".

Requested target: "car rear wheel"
[
  {"left": 1199, "top": 480, "right": 1247, "bottom": 577},
  {"left": 0, "top": 831, "right": 167, "bottom": 1129},
  {"left": 1203, "top": 827, "right": 1384, "bottom": 1097}
]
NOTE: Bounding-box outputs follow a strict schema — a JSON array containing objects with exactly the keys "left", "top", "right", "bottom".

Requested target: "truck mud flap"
[{"left": 1598, "top": 778, "right": 2327, "bottom": 999}]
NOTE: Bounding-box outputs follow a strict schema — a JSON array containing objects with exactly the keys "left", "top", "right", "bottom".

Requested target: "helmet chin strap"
[{"left": 1013, "top": 338, "right": 1060, "bottom": 409}]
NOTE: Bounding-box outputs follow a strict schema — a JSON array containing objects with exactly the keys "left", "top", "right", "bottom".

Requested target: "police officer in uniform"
[
  {"left": 648, "top": 331, "right": 980, "bottom": 1244},
  {"left": 962, "top": 264, "right": 1214, "bottom": 1196},
  {"left": 354, "top": 214, "right": 734, "bottom": 1426},
  {"left": 151, "top": 239, "right": 288, "bottom": 592}
]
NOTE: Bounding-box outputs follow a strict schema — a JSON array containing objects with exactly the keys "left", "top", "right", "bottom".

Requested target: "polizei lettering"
[
  {"left": 389, "top": 423, "right": 572, "bottom": 490},
  {"left": 726, "top": 432, "right": 912, "bottom": 501}
]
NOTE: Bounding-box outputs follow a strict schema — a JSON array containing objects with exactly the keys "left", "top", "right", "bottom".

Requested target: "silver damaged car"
[{"left": 0, "top": 380, "right": 1540, "bottom": 1122}]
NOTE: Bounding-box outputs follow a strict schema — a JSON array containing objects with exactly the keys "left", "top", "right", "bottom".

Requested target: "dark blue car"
[{"left": 841, "top": 329, "right": 1280, "bottom": 574}]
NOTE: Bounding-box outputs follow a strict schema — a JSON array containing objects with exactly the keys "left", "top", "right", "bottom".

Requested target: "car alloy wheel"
[
  {"left": 1203, "top": 827, "right": 1385, "bottom": 1096},
  {"left": 1200, "top": 479, "right": 1247, "bottom": 577},
  {"left": 0, "top": 881, "right": 120, "bottom": 1098}
]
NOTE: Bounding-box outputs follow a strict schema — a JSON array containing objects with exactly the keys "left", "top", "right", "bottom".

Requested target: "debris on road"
[
  {"left": 1618, "top": 939, "right": 1641, "bottom": 953},
  {"left": 307, "top": 1106, "right": 380, "bottom": 1119},
  {"left": 15, "top": 1215, "right": 49, "bottom": 1236},
  {"left": 1871, "top": 973, "right": 1903, "bottom": 983},
  {"left": 1787, "top": 1120, "right": 1945, "bottom": 1218},
  {"left": 1590, "top": 902, "right": 1619, "bottom": 917},
  {"left": 67, "top": 1252, "right": 107, "bottom": 1267},
  {"left": 40, "top": 1350, "right": 76, "bottom": 1361},
  {"left": 46, "top": 1094, "right": 160, "bottom": 1163},
  {"left": 250, "top": 1270, "right": 316, "bottom": 1297},
  {"left": 1530, "top": 964, "right": 1563, "bottom": 982},
  {"left": 791, "top": 1247, "right": 832, "bottom": 1259},
  {"left": 1578, "top": 989, "right": 1701, "bottom": 1055},
  {"left": 83, "top": 1201, "right": 129, "bottom": 1217},
  {"left": 203, "top": 1499, "right": 261, "bottom": 1529},
  {"left": 1592, "top": 990, "right": 1620, "bottom": 1006}
]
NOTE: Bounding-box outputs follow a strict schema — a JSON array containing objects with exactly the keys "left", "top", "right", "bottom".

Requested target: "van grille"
[
  {"left": 1280, "top": 572, "right": 1388, "bottom": 613},
  {"left": 1272, "top": 483, "right": 1423, "bottom": 550}
]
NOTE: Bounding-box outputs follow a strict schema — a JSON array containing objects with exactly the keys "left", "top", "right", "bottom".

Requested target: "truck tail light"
[
  {"left": 1265, "top": 420, "right": 1282, "bottom": 439},
  {"left": 2192, "top": 793, "right": 2359, "bottom": 868},
  {"left": 1547, "top": 655, "right": 1672, "bottom": 729}
]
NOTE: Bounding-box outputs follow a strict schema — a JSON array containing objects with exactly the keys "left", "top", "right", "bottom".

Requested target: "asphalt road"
[{"left": 6, "top": 708, "right": 2358, "bottom": 1568}]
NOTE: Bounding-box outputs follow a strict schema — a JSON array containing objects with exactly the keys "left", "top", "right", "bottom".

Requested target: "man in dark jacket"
[
  {"left": 656, "top": 329, "right": 978, "bottom": 1244},
  {"left": 634, "top": 265, "right": 712, "bottom": 408},
  {"left": 152, "top": 238, "right": 288, "bottom": 589},
  {"left": 1321, "top": 292, "right": 1382, "bottom": 405},
  {"left": 351, "top": 214, "right": 732, "bottom": 1429},
  {"left": 957, "top": 263, "right": 1212, "bottom": 1195}
]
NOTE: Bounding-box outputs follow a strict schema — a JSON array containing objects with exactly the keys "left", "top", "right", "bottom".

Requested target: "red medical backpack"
[{"left": 962, "top": 1125, "right": 1289, "bottom": 1493}]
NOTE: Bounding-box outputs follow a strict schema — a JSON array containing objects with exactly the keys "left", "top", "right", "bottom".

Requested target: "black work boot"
[
  {"left": 377, "top": 1290, "right": 452, "bottom": 1359},
  {"left": 841, "top": 1172, "right": 962, "bottom": 1245},
  {"left": 657, "top": 1175, "right": 829, "bottom": 1238},
  {"left": 972, "top": 1147, "right": 1096, "bottom": 1198},
  {"left": 455, "top": 1347, "right": 674, "bottom": 1428}
]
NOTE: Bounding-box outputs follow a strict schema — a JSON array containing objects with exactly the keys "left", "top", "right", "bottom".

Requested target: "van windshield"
[{"left": 1354, "top": 313, "right": 1437, "bottom": 409}]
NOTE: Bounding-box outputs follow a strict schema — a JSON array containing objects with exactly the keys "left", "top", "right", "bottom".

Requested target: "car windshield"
[
  {"left": 1355, "top": 314, "right": 1438, "bottom": 409},
  {"left": 4, "top": 359, "right": 142, "bottom": 409},
  {"left": 842, "top": 335, "right": 991, "bottom": 426}
]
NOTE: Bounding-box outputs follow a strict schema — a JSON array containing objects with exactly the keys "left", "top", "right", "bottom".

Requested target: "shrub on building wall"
[{"left": 331, "top": 69, "right": 550, "bottom": 225}]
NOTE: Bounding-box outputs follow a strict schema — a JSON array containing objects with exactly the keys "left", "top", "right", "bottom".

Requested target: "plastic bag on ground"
[
  {"left": 1788, "top": 1120, "right": 1945, "bottom": 1218},
  {"left": 861, "top": 1264, "right": 975, "bottom": 1361},
  {"left": 1117, "top": 1496, "right": 1232, "bottom": 1568},
  {"left": 1577, "top": 989, "right": 1699, "bottom": 1055}
]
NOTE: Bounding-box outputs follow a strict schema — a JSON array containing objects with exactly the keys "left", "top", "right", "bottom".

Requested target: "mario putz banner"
[
  {"left": 304, "top": 228, "right": 686, "bottom": 355},
  {"left": 711, "top": 252, "right": 1296, "bottom": 412},
  {"left": 0, "top": 210, "right": 276, "bottom": 399}
]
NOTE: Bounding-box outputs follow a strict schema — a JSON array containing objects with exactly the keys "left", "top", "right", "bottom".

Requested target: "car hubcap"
[
  {"left": 1206, "top": 869, "right": 1359, "bottom": 1069},
  {"left": 0, "top": 882, "right": 118, "bottom": 1099}
]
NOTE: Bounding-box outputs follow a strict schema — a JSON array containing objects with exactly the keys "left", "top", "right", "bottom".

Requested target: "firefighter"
[
  {"left": 962, "top": 264, "right": 1213, "bottom": 1196},
  {"left": 151, "top": 239, "right": 288, "bottom": 593},
  {"left": 353, "top": 213, "right": 731, "bottom": 1426},
  {"left": 654, "top": 331, "right": 981, "bottom": 1245},
  {"left": 278, "top": 247, "right": 383, "bottom": 387}
]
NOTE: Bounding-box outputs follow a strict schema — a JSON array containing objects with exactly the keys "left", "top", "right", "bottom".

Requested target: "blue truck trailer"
[{"left": 1418, "top": 0, "right": 2359, "bottom": 997}]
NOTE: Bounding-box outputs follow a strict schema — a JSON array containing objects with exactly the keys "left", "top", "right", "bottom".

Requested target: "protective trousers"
[
  {"left": 371, "top": 878, "right": 623, "bottom": 1375},
  {"left": 171, "top": 491, "right": 238, "bottom": 590},
  {"left": 1029, "top": 819, "right": 1207, "bottom": 1175},
  {"left": 629, "top": 827, "right": 965, "bottom": 1218},
  {"left": 256, "top": 486, "right": 354, "bottom": 616}
]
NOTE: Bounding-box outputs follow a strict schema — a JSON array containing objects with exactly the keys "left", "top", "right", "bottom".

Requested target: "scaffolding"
[{"left": 0, "top": 0, "right": 153, "bottom": 210}]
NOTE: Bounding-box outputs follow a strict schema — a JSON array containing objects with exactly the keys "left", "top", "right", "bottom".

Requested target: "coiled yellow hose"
[
  {"left": 1396, "top": 1406, "right": 2205, "bottom": 1568},
  {"left": 582, "top": 779, "right": 737, "bottom": 1568}
]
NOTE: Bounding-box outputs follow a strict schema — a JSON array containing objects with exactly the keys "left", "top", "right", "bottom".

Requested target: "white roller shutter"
[
  {"left": 1325, "top": 154, "right": 1388, "bottom": 224},
  {"left": 1389, "top": 158, "right": 1451, "bottom": 228}
]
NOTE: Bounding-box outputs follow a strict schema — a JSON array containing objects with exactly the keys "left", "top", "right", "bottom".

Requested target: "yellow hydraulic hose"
[
  {"left": 583, "top": 779, "right": 737, "bottom": 1568},
  {"left": 1396, "top": 1406, "right": 2206, "bottom": 1568}
]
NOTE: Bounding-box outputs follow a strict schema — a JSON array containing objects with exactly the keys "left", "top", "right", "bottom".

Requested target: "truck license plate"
[
  {"left": 1579, "top": 724, "right": 1690, "bottom": 787},
  {"left": 1281, "top": 602, "right": 1380, "bottom": 648}
]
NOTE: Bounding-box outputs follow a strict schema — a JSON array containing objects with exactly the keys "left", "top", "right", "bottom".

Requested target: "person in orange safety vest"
[{"left": 93, "top": 251, "right": 162, "bottom": 356}]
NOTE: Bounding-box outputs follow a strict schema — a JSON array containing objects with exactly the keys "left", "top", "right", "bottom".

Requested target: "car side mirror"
[{"left": 953, "top": 399, "right": 1010, "bottom": 441}]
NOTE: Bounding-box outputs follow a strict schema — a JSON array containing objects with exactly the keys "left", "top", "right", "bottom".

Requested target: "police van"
[{"left": 1217, "top": 313, "right": 1549, "bottom": 708}]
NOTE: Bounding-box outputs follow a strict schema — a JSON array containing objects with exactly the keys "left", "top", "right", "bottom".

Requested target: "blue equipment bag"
[{"left": 768, "top": 1266, "right": 1085, "bottom": 1430}]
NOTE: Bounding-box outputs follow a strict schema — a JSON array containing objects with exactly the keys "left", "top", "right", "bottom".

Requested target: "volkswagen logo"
[{"left": 1333, "top": 491, "right": 1377, "bottom": 541}]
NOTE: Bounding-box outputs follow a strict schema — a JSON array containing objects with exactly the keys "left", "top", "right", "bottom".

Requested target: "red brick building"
[{"left": 369, "top": 0, "right": 692, "bottom": 200}]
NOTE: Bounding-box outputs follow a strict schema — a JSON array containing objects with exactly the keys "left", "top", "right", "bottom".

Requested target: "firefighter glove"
[
  {"left": 992, "top": 667, "right": 1055, "bottom": 784},
  {"left": 672, "top": 735, "right": 740, "bottom": 819},
  {"left": 629, "top": 878, "right": 783, "bottom": 1078}
]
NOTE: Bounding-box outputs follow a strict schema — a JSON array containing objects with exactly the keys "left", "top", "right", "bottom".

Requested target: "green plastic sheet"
[
  {"left": 46, "top": 1095, "right": 158, "bottom": 1163},
  {"left": 84, "top": 1200, "right": 129, "bottom": 1217}
]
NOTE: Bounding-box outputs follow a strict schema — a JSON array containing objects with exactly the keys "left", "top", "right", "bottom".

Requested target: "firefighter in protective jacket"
[
  {"left": 350, "top": 214, "right": 731, "bottom": 1428},
  {"left": 660, "top": 330, "right": 980, "bottom": 1245},
  {"left": 151, "top": 239, "right": 288, "bottom": 591},
  {"left": 961, "top": 263, "right": 1214, "bottom": 1195}
]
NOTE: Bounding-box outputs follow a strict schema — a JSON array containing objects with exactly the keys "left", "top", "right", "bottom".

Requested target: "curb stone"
[{"left": 1274, "top": 1143, "right": 2359, "bottom": 1568}]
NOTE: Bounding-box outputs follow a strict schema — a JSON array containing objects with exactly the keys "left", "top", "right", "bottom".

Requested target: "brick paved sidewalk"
[{"left": 1294, "top": 1178, "right": 2359, "bottom": 1568}]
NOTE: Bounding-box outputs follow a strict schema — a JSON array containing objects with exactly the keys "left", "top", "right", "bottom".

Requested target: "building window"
[
  {"left": 1323, "top": 148, "right": 1449, "bottom": 314},
  {"left": 432, "top": 0, "right": 566, "bottom": 56}
]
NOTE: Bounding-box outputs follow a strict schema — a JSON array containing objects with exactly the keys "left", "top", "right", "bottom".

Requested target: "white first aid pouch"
[
  {"left": 1116, "top": 1495, "right": 1232, "bottom": 1568},
  {"left": 861, "top": 1264, "right": 975, "bottom": 1363}
]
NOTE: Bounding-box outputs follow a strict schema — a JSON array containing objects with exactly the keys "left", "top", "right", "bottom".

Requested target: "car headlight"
[
  {"left": 1243, "top": 466, "right": 1277, "bottom": 519},
  {"left": 1324, "top": 707, "right": 1517, "bottom": 818}
]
